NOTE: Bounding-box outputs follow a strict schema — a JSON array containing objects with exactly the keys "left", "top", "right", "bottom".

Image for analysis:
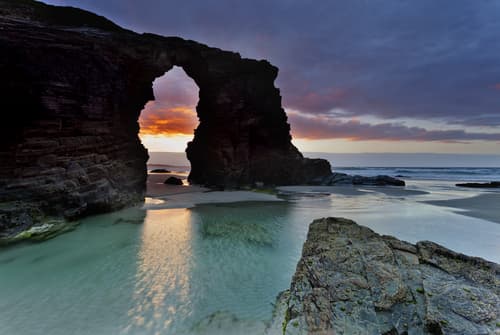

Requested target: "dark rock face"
[
  {"left": 456, "top": 182, "right": 500, "bottom": 188},
  {"left": 0, "top": 0, "right": 331, "bottom": 233},
  {"left": 164, "top": 177, "right": 183, "bottom": 185},
  {"left": 270, "top": 218, "right": 500, "bottom": 335}
]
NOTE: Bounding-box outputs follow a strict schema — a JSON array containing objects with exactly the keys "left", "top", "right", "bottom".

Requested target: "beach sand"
[
  {"left": 147, "top": 172, "right": 499, "bottom": 224},
  {"left": 145, "top": 172, "right": 282, "bottom": 209},
  {"left": 423, "top": 192, "right": 500, "bottom": 224},
  {"left": 277, "top": 185, "right": 428, "bottom": 197},
  {"left": 146, "top": 172, "right": 208, "bottom": 197}
]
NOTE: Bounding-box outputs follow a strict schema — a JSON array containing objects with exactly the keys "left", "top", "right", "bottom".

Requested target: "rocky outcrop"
[
  {"left": 456, "top": 182, "right": 500, "bottom": 188},
  {"left": 0, "top": 0, "right": 331, "bottom": 234},
  {"left": 314, "top": 173, "right": 405, "bottom": 186},
  {"left": 163, "top": 177, "right": 183, "bottom": 185},
  {"left": 150, "top": 169, "right": 171, "bottom": 173},
  {"left": 270, "top": 218, "right": 499, "bottom": 335}
]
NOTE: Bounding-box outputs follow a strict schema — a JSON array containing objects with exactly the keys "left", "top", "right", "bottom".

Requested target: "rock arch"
[{"left": 0, "top": 0, "right": 331, "bottom": 233}]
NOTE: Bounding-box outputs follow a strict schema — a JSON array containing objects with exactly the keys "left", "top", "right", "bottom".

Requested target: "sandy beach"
[
  {"left": 277, "top": 185, "right": 429, "bottom": 197},
  {"left": 146, "top": 172, "right": 282, "bottom": 209},
  {"left": 146, "top": 171, "right": 208, "bottom": 197},
  {"left": 147, "top": 172, "right": 500, "bottom": 226},
  {"left": 423, "top": 192, "right": 500, "bottom": 224}
]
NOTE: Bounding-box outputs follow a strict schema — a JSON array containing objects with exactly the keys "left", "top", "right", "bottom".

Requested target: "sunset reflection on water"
[{"left": 125, "top": 209, "right": 194, "bottom": 334}]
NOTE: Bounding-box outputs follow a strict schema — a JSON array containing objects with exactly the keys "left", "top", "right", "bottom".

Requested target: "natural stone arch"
[
  {"left": 147, "top": 41, "right": 332, "bottom": 187},
  {"left": 0, "top": 0, "right": 331, "bottom": 233}
]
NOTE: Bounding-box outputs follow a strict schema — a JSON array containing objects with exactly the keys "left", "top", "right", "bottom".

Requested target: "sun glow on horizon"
[
  {"left": 139, "top": 134, "right": 194, "bottom": 152},
  {"left": 138, "top": 66, "right": 199, "bottom": 152},
  {"left": 137, "top": 67, "right": 500, "bottom": 155}
]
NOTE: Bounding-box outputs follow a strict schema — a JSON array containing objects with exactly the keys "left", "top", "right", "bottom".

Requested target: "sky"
[{"left": 45, "top": 0, "right": 500, "bottom": 155}]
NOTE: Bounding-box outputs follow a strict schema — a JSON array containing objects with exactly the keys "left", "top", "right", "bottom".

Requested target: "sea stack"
[{"left": 0, "top": 0, "right": 331, "bottom": 234}]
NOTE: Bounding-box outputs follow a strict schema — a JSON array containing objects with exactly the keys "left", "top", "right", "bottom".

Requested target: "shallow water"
[
  {"left": 334, "top": 166, "right": 500, "bottom": 182},
  {"left": 1, "top": 183, "right": 499, "bottom": 335}
]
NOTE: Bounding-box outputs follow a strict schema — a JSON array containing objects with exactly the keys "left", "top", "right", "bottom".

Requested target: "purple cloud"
[
  {"left": 289, "top": 112, "right": 500, "bottom": 142},
  {"left": 45, "top": 0, "right": 500, "bottom": 134}
]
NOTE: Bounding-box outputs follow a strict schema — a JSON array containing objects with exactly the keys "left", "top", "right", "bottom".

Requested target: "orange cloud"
[
  {"left": 139, "top": 104, "right": 198, "bottom": 136},
  {"left": 494, "top": 83, "right": 500, "bottom": 91}
]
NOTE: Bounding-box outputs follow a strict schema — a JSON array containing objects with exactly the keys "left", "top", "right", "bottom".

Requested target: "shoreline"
[
  {"left": 146, "top": 172, "right": 500, "bottom": 225},
  {"left": 423, "top": 192, "right": 500, "bottom": 224},
  {"left": 145, "top": 172, "right": 283, "bottom": 209},
  {"left": 3, "top": 173, "right": 498, "bottom": 246}
]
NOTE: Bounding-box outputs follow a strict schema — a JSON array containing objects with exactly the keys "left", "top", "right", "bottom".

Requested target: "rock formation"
[
  {"left": 150, "top": 169, "right": 171, "bottom": 173},
  {"left": 315, "top": 172, "right": 405, "bottom": 186},
  {"left": 270, "top": 218, "right": 499, "bottom": 335},
  {"left": 163, "top": 177, "right": 183, "bottom": 185},
  {"left": 456, "top": 182, "right": 500, "bottom": 188},
  {"left": 0, "top": 0, "right": 331, "bottom": 235}
]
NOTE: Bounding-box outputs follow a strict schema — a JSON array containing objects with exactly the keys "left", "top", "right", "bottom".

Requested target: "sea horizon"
[{"left": 148, "top": 151, "right": 500, "bottom": 168}]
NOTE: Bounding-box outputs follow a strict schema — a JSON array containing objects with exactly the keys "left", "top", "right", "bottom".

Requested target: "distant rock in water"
[
  {"left": 150, "top": 169, "right": 171, "bottom": 173},
  {"left": 164, "top": 177, "right": 183, "bottom": 185},
  {"left": 314, "top": 172, "right": 405, "bottom": 186},
  {"left": 269, "top": 217, "right": 500, "bottom": 335},
  {"left": 456, "top": 181, "right": 500, "bottom": 188}
]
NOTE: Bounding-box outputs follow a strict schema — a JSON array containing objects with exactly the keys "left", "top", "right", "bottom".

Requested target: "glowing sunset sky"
[{"left": 46, "top": 0, "right": 500, "bottom": 154}]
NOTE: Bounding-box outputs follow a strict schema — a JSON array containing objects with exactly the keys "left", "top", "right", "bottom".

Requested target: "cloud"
[
  {"left": 150, "top": 66, "right": 198, "bottom": 107},
  {"left": 282, "top": 86, "right": 349, "bottom": 114},
  {"left": 138, "top": 66, "right": 199, "bottom": 136},
  {"left": 46, "top": 0, "right": 500, "bottom": 133},
  {"left": 289, "top": 112, "right": 500, "bottom": 142},
  {"left": 139, "top": 103, "right": 198, "bottom": 136}
]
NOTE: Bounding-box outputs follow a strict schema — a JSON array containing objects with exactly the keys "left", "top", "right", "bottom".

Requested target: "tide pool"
[{"left": 1, "top": 185, "right": 499, "bottom": 335}]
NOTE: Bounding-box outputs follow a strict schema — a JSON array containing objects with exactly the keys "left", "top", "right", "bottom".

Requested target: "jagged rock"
[
  {"left": 150, "top": 168, "right": 171, "bottom": 173},
  {"left": 315, "top": 173, "right": 405, "bottom": 186},
  {"left": 456, "top": 182, "right": 500, "bottom": 188},
  {"left": 269, "top": 217, "right": 499, "bottom": 335},
  {"left": 0, "top": 0, "right": 331, "bottom": 234},
  {"left": 163, "top": 176, "right": 183, "bottom": 185}
]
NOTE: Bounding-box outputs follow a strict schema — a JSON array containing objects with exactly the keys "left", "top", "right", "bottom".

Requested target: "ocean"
[
  {"left": 0, "top": 151, "right": 498, "bottom": 335},
  {"left": 147, "top": 151, "right": 500, "bottom": 182},
  {"left": 334, "top": 167, "right": 500, "bottom": 182}
]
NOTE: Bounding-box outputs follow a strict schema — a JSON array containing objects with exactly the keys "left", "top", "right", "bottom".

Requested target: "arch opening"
[{"left": 139, "top": 66, "right": 200, "bottom": 176}]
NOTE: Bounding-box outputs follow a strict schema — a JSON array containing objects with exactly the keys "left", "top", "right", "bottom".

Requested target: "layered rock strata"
[
  {"left": 0, "top": 0, "right": 331, "bottom": 234},
  {"left": 270, "top": 217, "right": 499, "bottom": 335}
]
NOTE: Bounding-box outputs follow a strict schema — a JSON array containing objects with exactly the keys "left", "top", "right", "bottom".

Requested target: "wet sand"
[
  {"left": 147, "top": 172, "right": 499, "bottom": 224},
  {"left": 145, "top": 173, "right": 282, "bottom": 209},
  {"left": 146, "top": 172, "right": 208, "bottom": 197},
  {"left": 277, "top": 185, "right": 428, "bottom": 197},
  {"left": 423, "top": 193, "right": 500, "bottom": 224}
]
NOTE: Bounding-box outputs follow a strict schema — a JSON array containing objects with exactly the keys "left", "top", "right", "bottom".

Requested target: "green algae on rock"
[{"left": 0, "top": 219, "right": 80, "bottom": 246}]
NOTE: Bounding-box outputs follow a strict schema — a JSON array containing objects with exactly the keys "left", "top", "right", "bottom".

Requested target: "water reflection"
[
  {"left": 125, "top": 209, "right": 194, "bottom": 334},
  {"left": 0, "top": 187, "right": 499, "bottom": 335},
  {"left": 125, "top": 202, "right": 294, "bottom": 334}
]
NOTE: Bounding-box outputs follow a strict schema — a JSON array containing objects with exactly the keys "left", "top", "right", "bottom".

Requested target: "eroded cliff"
[{"left": 0, "top": 0, "right": 331, "bottom": 235}]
